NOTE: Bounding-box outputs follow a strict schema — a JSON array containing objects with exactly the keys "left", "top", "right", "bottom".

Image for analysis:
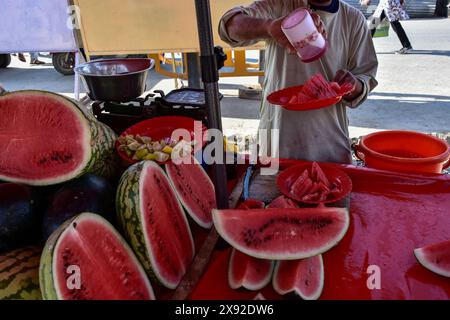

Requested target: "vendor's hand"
[
  {"left": 333, "top": 70, "right": 363, "bottom": 101},
  {"left": 266, "top": 16, "right": 296, "bottom": 54},
  {"left": 310, "top": 11, "right": 328, "bottom": 40}
]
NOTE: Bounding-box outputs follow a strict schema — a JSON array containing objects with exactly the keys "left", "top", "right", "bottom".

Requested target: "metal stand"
[{"left": 194, "top": 0, "right": 229, "bottom": 209}]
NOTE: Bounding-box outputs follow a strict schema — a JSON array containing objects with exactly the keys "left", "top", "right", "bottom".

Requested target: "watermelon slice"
[
  {"left": 267, "top": 196, "right": 298, "bottom": 209},
  {"left": 0, "top": 90, "right": 117, "bottom": 186},
  {"left": 213, "top": 207, "right": 350, "bottom": 260},
  {"left": 414, "top": 240, "right": 450, "bottom": 278},
  {"left": 165, "top": 156, "right": 216, "bottom": 229},
  {"left": 228, "top": 249, "right": 274, "bottom": 291},
  {"left": 116, "top": 161, "right": 195, "bottom": 289},
  {"left": 273, "top": 255, "right": 324, "bottom": 300},
  {"left": 39, "top": 213, "right": 155, "bottom": 300}
]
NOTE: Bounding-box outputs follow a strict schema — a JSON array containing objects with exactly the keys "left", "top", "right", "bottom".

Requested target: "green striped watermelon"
[
  {"left": 0, "top": 90, "right": 118, "bottom": 186},
  {"left": 39, "top": 213, "right": 155, "bottom": 300},
  {"left": 0, "top": 246, "right": 42, "bottom": 300},
  {"left": 116, "top": 161, "right": 195, "bottom": 289}
]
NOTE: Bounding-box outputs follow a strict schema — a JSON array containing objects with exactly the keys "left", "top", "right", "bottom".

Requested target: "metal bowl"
[{"left": 75, "top": 58, "right": 155, "bottom": 102}]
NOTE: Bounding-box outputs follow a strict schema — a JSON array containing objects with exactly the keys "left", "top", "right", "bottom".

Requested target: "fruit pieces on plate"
[
  {"left": 283, "top": 73, "right": 354, "bottom": 105},
  {"left": 290, "top": 162, "right": 343, "bottom": 202},
  {"left": 117, "top": 134, "right": 194, "bottom": 162}
]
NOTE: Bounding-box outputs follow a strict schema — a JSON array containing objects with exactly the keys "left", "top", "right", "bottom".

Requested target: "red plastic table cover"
[{"left": 190, "top": 160, "right": 450, "bottom": 300}]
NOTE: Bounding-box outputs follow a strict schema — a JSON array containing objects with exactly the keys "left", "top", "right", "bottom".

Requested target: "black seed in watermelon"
[
  {"left": 0, "top": 184, "right": 43, "bottom": 254},
  {"left": 39, "top": 213, "right": 155, "bottom": 300},
  {"left": 42, "top": 174, "right": 115, "bottom": 239}
]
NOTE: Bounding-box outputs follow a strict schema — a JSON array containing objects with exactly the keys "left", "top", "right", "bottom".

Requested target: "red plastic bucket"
[{"left": 353, "top": 131, "right": 450, "bottom": 174}]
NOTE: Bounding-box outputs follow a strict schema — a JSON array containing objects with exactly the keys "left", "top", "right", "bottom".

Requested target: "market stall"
[{"left": 0, "top": 0, "right": 450, "bottom": 302}]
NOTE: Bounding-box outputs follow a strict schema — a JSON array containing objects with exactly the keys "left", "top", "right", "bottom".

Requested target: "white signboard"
[{"left": 0, "top": 0, "right": 77, "bottom": 53}]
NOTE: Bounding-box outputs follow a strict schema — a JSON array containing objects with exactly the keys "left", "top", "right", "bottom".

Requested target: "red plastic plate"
[
  {"left": 267, "top": 84, "right": 354, "bottom": 111},
  {"left": 276, "top": 162, "right": 353, "bottom": 204},
  {"left": 116, "top": 116, "right": 208, "bottom": 165}
]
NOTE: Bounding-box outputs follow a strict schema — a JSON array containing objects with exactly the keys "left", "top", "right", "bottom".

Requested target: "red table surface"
[{"left": 190, "top": 160, "right": 450, "bottom": 300}]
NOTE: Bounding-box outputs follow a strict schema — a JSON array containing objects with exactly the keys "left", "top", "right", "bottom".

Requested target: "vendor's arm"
[{"left": 339, "top": 12, "right": 379, "bottom": 108}]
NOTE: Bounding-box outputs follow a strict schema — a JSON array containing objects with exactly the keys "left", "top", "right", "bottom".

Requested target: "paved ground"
[{"left": 0, "top": 18, "right": 449, "bottom": 139}]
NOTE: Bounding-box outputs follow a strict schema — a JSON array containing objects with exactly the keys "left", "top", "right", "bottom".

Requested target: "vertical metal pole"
[{"left": 194, "top": 0, "right": 229, "bottom": 209}]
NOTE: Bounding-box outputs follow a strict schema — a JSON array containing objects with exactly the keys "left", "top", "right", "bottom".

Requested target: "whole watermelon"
[
  {"left": 42, "top": 174, "right": 116, "bottom": 239},
  {"left": 0, "top": 184, "right": 43, "bottom": 254},
  {"left": 0, "top": 247, "right": 42, "bottom": 300}
]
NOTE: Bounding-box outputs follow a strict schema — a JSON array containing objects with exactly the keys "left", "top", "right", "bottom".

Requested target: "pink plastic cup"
[{"left": 281, "top": 8, "right": 327, "bottom": 63}]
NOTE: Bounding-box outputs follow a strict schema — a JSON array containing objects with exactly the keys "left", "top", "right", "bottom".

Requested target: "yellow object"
[
  {"left": 144, "top": 154, "right": 158, "bottom": 161},
  {"left": 224, "top": 137, "right": 238, "bottom": 153},
  {"left": 73, "top": 0, "right": 263, "bottom": 57},
  {"left": 162, "top": 146, "right": 173, "bottom": 154},
  {"left": 135, "top": 149, "right": 149, "bottom": 160}
]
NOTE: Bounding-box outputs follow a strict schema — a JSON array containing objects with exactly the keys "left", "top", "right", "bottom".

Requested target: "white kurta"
[
  {"left": 219, "top": 0, "right": 378, "bottom": 164},
  {"left": 374, "top": 0, "right": 410, "bottom": 22}
]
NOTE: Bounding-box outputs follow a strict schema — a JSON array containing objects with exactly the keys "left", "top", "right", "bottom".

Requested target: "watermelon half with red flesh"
[
  {"left": 39, "top": 213, "right": 155, "bottom": 300},
  {"left": 414, "top": 240, "right": 450, "bottom": 278},
  {"left": 228, "top": 249, "right": 274, "bottom": 291},
  {"left": 213, "top": 207, "right": 349, "bottom": 260},
  {"left": 273, "top": 255, "right": 324, "bottom": 300},
  {"left": 116, "top": 161, "right": 195, "bottom": 289},
  {"left": 0, "top": 90, "right": 117, "bottom": 186},
  {"left": 165, "top": 156, "right": 216, "bottom": 229}
]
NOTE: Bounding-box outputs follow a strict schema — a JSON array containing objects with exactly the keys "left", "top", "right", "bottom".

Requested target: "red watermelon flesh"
[
  {"left": 166, "top": 157, "right": 216, "bottom": 229},
  {"left": 228, "top": 249, "right": 274, "bottom": 291},
  {"left": 414, "top": 240, "right": 450, "bottom": 278},
  {"left": 273, "top": 255, "right": 324, "bottom": 300},
  {"left": 53, "top": 214, "right": 154, "bottom": 300},
  {"left": 213, "top": 207, "right": 350, "bottom": 260},
  {"left": 267, "top": 196, "right": 298, "bottom": 209},
  {"left": 238, "top": 199, "right": 266, "bottom": 210},
  {"left": 141, "top": 162, "right": 195, "bottom": 288},
  {"left": 0, "top": 91, "right": 91, "bottom": 185}
]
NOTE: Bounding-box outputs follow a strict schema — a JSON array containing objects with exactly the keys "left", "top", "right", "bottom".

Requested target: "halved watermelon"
[
  {"left": 116, "top": 161, "right": 195, "bottom": 289},
  {"left": 39, "top": 213, "right": 155, "bottom": 300},
  {"left": 165, "top": 156, "right": 216, "bottom": 229},
  {"left": 414, "top": 240, "right": 450, "bottom": 278},
  {"left": 213, "top": 207, "right": 350, "bottom": 260},
  {"left": 0, "top": 90, "right": 117, "bottom": 186},
  {"left": 228, "top": 249, "right": 274, "bottom": 291},
  {"left": 273, "top": 255, "right": 324, "bottom": 300}
]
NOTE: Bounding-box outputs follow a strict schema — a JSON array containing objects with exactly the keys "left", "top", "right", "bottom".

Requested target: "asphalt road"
[{"left": 0, "top": 18, "right": 449, "bottom": 139}]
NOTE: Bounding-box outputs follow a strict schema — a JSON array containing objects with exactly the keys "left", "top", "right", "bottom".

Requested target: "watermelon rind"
[
  {"left": 165, "top": 157, "right": 216, "bottom": 229},
  {"left": 0, "top": 90, "right": 118, "bottom": 186},
  {"left": 414, "top": 244, "right": 450, "bottom": 278},
  {"left": 228, "top": 249, "right": 274, "bottom": 291},
  {"left": 0, "top": 247, "right": 42, "bottom": 300},
  {"left": 272, "top": 255, "right": 324, "bottom": 300},
  {"left": 116, "top": 161, "right": 195, "bottom": 289},
  {"left": 212, "top": 207, "right": 350, "bottom": 260},
  {"left": 39, "top": 212, "right": 155, "bottom": 300}
]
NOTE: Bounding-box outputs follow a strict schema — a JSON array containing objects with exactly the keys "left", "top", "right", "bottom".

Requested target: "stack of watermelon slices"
[
  {"left": 287, "top": 73, "right": 354, "bottom": 105},
  {"left": 290, "top": 162, "right": 343, "bottom": 202}
]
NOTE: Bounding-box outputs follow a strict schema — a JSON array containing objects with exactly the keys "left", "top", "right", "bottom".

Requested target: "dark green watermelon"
[
  {"left": 42, "top": 174, "right": 115, "bottom": 239},
  {"left": 0, "top": 184, "right": 43, "bottom": 254}
]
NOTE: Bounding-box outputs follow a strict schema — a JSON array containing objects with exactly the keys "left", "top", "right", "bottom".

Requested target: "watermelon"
[
  {"left": 0, "top": 183, "right": 42, "bottom": 254},
  {"left": 273, "top": 255, "right": 324, "bottom": 300},
  {"left": 165, "top": 156, "right": 216, "bottom": 229},
  {"left": 116, "top": 161, "right": 195, "bottom": 289},
  {"left": 228, "top": 249, "right": 274, "bottom": 291},
  {"left": 0, "top": 90, "right": 118, "bottom": 186},
  {"left": 267, "top": 196, "right": 298, "bottom": 209},
  {"left": 0, "top": 247, "right": 42, "bottom": 300},
  {"left": 39, "top": 213, "right": 155, "bottom": 300},
  {"left": 42, "top": 174, "right": 115, "bottom": 239},
  {"left": 213, "top": 207, "right": 350, "bottom": 260},
  {"left": 414, "top": 240, "right": 450, "bottom": 278}
]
